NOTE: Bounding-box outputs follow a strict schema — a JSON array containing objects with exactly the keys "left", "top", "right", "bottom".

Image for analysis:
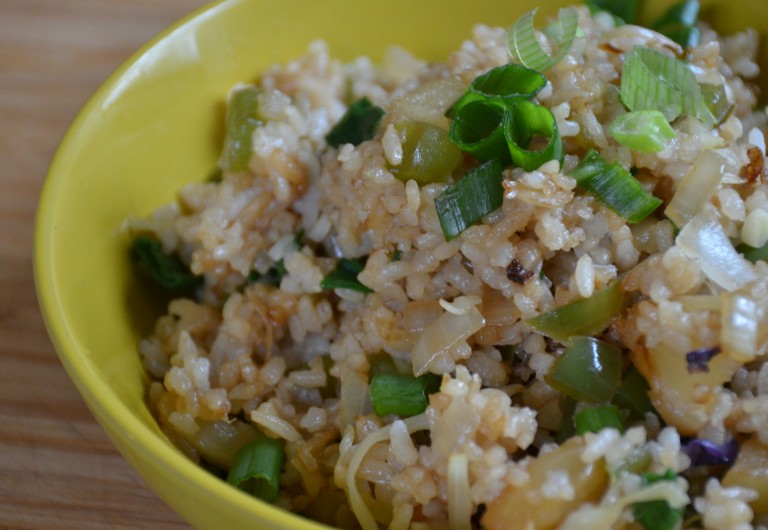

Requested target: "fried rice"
[{"left": 128, "top": 5, "right": 768, "bottom": 529}]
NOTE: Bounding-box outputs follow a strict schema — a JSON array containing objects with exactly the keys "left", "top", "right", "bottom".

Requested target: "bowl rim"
[{"left": 34, "top": 1, "right": 330, "bottom": 528}]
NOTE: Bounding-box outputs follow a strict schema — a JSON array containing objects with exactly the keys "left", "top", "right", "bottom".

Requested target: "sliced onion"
[
  {"left": 345, "top": 414, "right": 430, "bottom": 530},
  {"left": 411, "top": 296, "right": 485, "bottom": 376},
  {"left": 448, "top": 453, "right": 472, "bottom": 530},
  {"left": 338, "top": 370, "right": 373, "bottom": 430},
  {"left": 721, "top": 293, "right": 758, "bottom": 362},
  {"left": 676, "top": 208, "right": 757, "bottom": 292},
  {"left": 665, "top": 149, "right": 725, "bottom": 228}
]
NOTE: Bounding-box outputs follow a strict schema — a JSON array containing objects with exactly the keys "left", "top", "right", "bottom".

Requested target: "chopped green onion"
[
  {"left": 609, "top": 110, "right": 677, "bottom": 153},
  {"left": 370, "top": 373, "right": 441, "bottom": 417},
  {"left": 652, "top": 0, "right": 701, "bottom": 49},
  {"left": 508, "top": 7, "right": 580, "bottom": 72},
  {"left": 222, "top": 86, "right": 263, "bottom": 172},
  {"left": 526, "top": 280, "right": 624, "bottom": 343},
  {"left": 545, "top": 336, "right": 623, "bottom": 403},
  {"left": 247, "top": 259, "right": 287, "bottom": 287},
  {"left": 368, "top": 353, "right": 410, "bottom": 376},
  {"left": 737, "top": 241, "right": 768, "bottom": 264},
  {"left": 446, "top": 63, "right": 547, "bottom": 117},
  {"left": 449, "top": 101, "right": 510, "bottom": 162},
  {"left": 393, "top": 120, "right": 462, "bottom": 184},
  {"left": 391, "top": 249, "right": 402, "bottom": 262},
  {"left": 325, "top": 97, "right": 385, "bottom": 148},
  {"left": 504, "top": 99, "right": 564, "bottom": 171},
  {"left": 131, "top": 236, "right": 200, "bottom": 290},
  {"left": 620, "top": 46, "right": 715, "bottom": 127},
  {"left": 569, "top": 149, "right": 662, "bottom": 223},
  {"left": 584, "top": 0, "right": 640, "bottom": 24},
  {"left": 632, "top": 470, "right": 684, "bottom": 530},
  {"left": 320, "top": 258, "right": 373, "bottom": 293},
  {"left": 293, "top": 229, "right": 305, "bottom": 248},
  {"left": 574, "top": 405, "right": 625, "bottom": 435},
  {"left": 700, "top": 83, "right": 732, "bottom": 125},
  {"left": 227, "top": 437, "right": 285, "bottom": 502},
  {"left": 435, "top": 158, "right": 505, "bottom": 241}
]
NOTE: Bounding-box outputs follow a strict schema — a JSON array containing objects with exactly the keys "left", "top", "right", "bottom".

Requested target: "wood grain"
[{"left": 0, "top": 1, "right": 210, "bottom": 528}]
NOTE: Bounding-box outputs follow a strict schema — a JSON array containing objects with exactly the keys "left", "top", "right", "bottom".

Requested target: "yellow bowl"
[{"left": 34, "top": 0, "right": 768, "bottom": 528}]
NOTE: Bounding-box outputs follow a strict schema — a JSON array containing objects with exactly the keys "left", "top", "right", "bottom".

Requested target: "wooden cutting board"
[{"left": 0, "top": 1, "right": 210, "bottom": 527}]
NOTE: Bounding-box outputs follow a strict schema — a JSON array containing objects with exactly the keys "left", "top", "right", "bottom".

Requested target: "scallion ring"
[
  {"left": 446, "top": 63, "right": 547, "bottom": 118},
  {"left": 508, "top": 7, "right": 580, "bottom": 72},
  {"left": 227, "top": 437, "right": 285, "bottom": 502},
  {"left": 503, "top": 99, "right": 564, "bottom": 171},
  {"left": 609, "top": 110, "right": 677, "bottom": 153},
  {"left": 449, "top": 100, "right": 510, "bottom": 162}
]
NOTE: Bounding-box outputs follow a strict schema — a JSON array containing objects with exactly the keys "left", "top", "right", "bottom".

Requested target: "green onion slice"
[
  {"left": 574, "top": 405, "right": 625, "bottom": 435},
  {"left": 569, "top": 149, "right": 662, "bottom": 223},
  {"left": 504, "top": 99, "right": 564, "bottom": 171},
  {"left": 449, "top": 101, "right": 510, "bottom": 162},
  {"left": 325, "top": 97, "right": 386, "bottom": 148},
  {"left": 320, "top": 258, "right": 373, "bottom": 293},
  {"left": 632, "top": 470, "right": 684, "bottom": 530},
  {"left": 620, "top": 46, "right": 715, "bottom": 127},
  {"left": 652, "top": 0, "right": 701, "bottom": 49},
  {"left": 370, "top": 373, "right": 441, "bottom": 417},
  {"left": 609, "top": 110, "right": 677, "bottom": 153},
  {"left": 247, "top": 259, "right": 287, "bottom": 287},
  {"left": 446, "top": 63, "right": 547, "bottom": 117},
  {"left": 700, "top": 83, "right": 732, "bottom": 125},
  {"left": 131, "top": 236, "right": 200, "bottom": 290},
  {"left": 227, "top": 437, "right": 285, "bottom": 502},
  {"left": 545, "top": 336, "right": 622, "bottom": 403},
  {"left": 737, "top": 241, "right": 768, "bottom": 264},
  {"left": 527, "top": 280, "right": 624, "bottom": 343},
  {"left": 508, "top": 7, "right": 580, "bottom": 72},
  {"left": 222, "top": 86, "right": 263, "bottom": 172},
  {"left": 585, "top": 0, "right": 640, "bottom": 24},
  {"left": 435, "top": 158, "right": 505, "bottom": 241}
]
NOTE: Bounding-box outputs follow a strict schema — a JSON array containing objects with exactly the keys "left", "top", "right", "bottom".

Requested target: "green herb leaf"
[
  {"left": 370, "top": 373, "right": 441, "bottom": 417},
  {"left": 585, "top": 0, "right": 640, "bottom": 24},
  {"left": 574, "top": 405, "right": 625, "bottom": 434},
  {"left": 508, "top": 7, "right": 580, "bottom": 72},
  {"left": 633, "top": 470, "right": 685, "bottom": 530},
  {"left": 504, "top": 99, "right": 564, "bottom": 171},
  {"left": 222, "top": 86, "right": 263, "bottom": 172},
  {"left": 227, "top": 437, "right": 285, "bottom": 502},
  {"left": 569, "top": 149, "right": 662, "bottom": 223},
  {"left": 526, "top": 280, "right": 624, "bottom": 343},
  {"left": 131, "top": 236, "right": 200, "bottom": 290},
  {"left": 320, "top": 258, "right": 373, "bottom": 293},
  {"left": 435, "top": 158, "right": 505, "bottom": 241},
  {"left": 609, "top": 110, "right": 677, "bottom": 153},
  {"left": 545, "top": 337, "right": 623, "bottom": 403},
  {"left": 446, "top": 63, "right": 547, "bottom": 117},
  {"left": 325, "top": 97, "right": 385, "bottom": 148}
]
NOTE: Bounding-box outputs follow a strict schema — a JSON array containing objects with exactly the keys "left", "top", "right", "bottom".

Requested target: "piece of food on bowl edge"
[{"left": 122, "top": 2, "right": 768, "bottom": 529}]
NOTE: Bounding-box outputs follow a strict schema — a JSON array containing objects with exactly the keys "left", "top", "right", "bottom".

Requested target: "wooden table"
[{"left": 0, "top": 1, "right": 210, "bottom": 527}]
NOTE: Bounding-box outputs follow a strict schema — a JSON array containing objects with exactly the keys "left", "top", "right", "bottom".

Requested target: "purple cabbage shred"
[
  {"left": 685, "top": 345, "right": 721, "bottom": 374},
  {"left": 682, "top": 437, "right": 739, "bottom": 468}
]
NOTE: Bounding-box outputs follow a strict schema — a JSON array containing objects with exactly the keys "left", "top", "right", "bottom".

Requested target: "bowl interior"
[{"left": 35, "top": 0, "right": 768, "bottom": 528}]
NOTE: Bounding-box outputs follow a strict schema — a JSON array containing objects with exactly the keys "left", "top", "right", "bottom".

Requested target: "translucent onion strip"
[
  {"left": 665, "top": 149, "right": 725, "bottom": 228},
  {"left": 508, "top": 7, "right": 580, "bottom": 72},
  {"left": 345, "top": 414, "right": 431, "bottom": 530},
  {"left": 448, "top": 453, "right": 472, "bottom": 530},
  {"left": 720, "top": 293, "right": 758, "bottom": 363},
  {"left": 676, "top": 208, "right": 757, "bottom": 292}
]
